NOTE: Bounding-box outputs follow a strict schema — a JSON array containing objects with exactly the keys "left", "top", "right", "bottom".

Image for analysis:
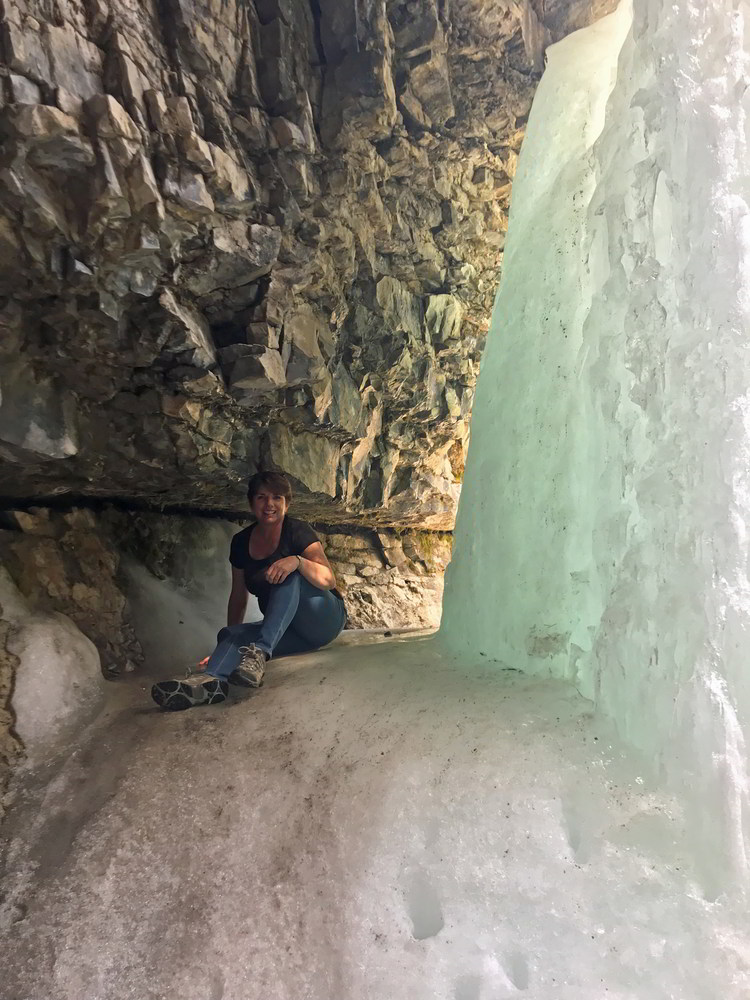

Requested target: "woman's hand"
[{"left": 264, "top": 555, "right": 299, "bottom": 585}]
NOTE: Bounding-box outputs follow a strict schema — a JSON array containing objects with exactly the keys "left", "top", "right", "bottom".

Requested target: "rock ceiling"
[{"left": 0, "top": 0, "right": 612, "bottom": 527}]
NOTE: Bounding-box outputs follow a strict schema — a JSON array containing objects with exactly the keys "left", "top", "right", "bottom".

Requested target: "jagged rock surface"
[
  {"left": 0, "top": 507, "right": 144, "bottom": 675},
  {"left": 0, "top": 0, "right": 606, "bottom": 528}
]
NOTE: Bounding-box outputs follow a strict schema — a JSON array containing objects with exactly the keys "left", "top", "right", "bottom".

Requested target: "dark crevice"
[
  {"left": 308, "top": 0, "right": 328, "bottom": 69},
  {"left": 0, "top": 494, "right": 247, "bottom": 523},
  {"left": 152, "top": 0, "right": 187, "bottom": 96},
  {"left": 0, "top": 495, "right": 451, "bottom": 535}
]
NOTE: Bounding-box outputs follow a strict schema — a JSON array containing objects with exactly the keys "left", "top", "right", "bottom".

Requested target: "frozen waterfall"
[{"left": 442, "top": 0, "right": 750, "bottom": 895}]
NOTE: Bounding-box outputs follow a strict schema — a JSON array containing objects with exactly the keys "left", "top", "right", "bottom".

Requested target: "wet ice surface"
[
  {"left": 441, "top": 0, "right": 750, "bottom": 890},
  {"left": 2, "top": 633, "right": 748, "bottom": 1000}
]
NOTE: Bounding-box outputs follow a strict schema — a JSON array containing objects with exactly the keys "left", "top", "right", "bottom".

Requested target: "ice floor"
[{"left": 1, "top": 632, "right": 747, "bottom": 1000}]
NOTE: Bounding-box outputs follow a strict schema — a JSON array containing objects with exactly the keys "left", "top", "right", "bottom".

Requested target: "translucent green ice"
[{"left": 442, "top": 0, "right": 750, "bottom": 892}]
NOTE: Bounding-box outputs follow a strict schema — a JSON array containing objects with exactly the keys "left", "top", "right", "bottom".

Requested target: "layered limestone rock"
[
  {"left": 0, "top": 0, "right": 604, "bottom": 528},
  {"left": 317, "top": 526, "right": 451, "bottom": 629}
]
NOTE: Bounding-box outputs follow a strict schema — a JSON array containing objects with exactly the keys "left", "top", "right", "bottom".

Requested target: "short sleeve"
[
  {"left": 229, "top": 529, "right": 247, "bottom": 567},
  {"left": 289, "top": 519, "right": 319, "bottom": 553}
]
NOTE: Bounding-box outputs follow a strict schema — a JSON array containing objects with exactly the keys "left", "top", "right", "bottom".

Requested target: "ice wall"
[
  {"left": 442, "top": 0, "right": 750, "bottom": 892},
  {"left": 122, "top": 518, "right": 262, "bottom": 676}
]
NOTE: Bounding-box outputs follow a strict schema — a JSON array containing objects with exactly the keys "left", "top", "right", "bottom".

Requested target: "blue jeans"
[{"left": 205, "top": 572, "right": 347, "bottom": 680}]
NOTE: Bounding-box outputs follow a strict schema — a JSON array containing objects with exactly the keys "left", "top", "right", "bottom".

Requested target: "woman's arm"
[
  {"left": 297, "top": 541, "right": 336, "bottom": 590},
  {"left": 227, "top": 566, "right": 248, "bottom": 625},
  {"left": 264, "top": 541, "right": 337, "bottom": 590}
]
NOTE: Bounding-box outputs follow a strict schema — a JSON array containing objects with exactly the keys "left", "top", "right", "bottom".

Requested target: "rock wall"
[
  {"left": 0, "top": 581, "right": 23, "bottom": 815},
  {"left": 319, "top": 526, "right": 450, "bottom": 629},
  {"left": 0, "top": 0, "right": 605, "bottom": 528}
]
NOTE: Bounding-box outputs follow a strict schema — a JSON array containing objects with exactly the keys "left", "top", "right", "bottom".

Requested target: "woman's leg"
[
  {"left": 263, "top": 575, "right": 347, "bottom": 658},
  {"left": 151, "top": 625, "right": 255, "bottom": 709},
  {"left": 204, "top": 622, "right": 264, "bottom": 679},
  {"left": 153, "top": 579, "right": 346, "bottom": 709},
  {"left": 206, "top": 575, "right": 346, "bottom": 674},
  {"left": 252, "top": 572, "right": 304, "bottom": 656}
]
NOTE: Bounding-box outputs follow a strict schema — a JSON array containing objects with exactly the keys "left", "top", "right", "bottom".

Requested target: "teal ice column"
[{"left": 441, "top": 0, "right": 750, "bottom": 889}]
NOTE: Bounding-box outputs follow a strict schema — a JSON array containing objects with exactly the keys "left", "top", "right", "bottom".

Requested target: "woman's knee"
[
  {"left": 290, "top": 595, "right": 346, "bottom": 647},
  {"left": 267, "top": 572, "right": 302, "bottom": 600},
  {"left": 216, "top": 624, "right": 245, "bottom": 644}
]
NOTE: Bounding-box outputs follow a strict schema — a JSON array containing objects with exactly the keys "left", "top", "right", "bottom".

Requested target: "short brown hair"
[{"left": 247, "top": 470, "right": 292, "bottom": 502}]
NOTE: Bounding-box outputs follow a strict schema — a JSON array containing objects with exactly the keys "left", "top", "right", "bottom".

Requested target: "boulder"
[
  {"left": 85, "top": 94, "right": 140, "bottom": 141},
  {"left": 2, "top": 568, "right": 105, "bottom": 763}
]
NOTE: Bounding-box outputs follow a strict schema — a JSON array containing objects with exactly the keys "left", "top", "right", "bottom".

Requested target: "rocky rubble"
[{"left": 0, "top": 0, "right": 608, "bottom": 528}]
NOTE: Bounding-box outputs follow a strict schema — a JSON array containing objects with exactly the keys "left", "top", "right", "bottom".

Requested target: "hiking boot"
[
  {"left": 151, "top": 670, "right": 229, "bottom": 711},
  {"left": 229, "top": 645, "right": 267, "bottom": 688}
]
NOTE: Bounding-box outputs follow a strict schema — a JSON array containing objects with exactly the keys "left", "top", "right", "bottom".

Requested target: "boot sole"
[{"left": 151, "top": 676, "right": 229, "bottom": 711}]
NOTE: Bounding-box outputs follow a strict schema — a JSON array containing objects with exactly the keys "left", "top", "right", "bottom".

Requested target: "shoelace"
[{"left": 237, "top": 644, "right": 263, "bottom": 666}]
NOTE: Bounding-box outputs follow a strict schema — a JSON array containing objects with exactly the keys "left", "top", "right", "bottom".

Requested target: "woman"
[{"left": 152, "top": 471, "right": 347, "bottom": 711}]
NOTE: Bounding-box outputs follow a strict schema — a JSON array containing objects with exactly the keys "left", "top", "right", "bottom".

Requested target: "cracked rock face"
[{"left": 0, "top": 0, "right": 608, "bottom": 528}]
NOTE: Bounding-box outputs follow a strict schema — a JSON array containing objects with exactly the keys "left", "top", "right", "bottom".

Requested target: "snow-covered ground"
[{"left": 2, "top": 632, "right": 747, "bottom": 1000}]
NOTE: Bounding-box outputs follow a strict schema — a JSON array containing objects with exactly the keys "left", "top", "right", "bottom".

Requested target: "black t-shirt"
[{"left": 229, "top": 516, "right": 344, "bottom": 614}]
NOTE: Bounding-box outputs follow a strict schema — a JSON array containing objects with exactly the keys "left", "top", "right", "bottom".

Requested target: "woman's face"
[{"left": 250, "top": 489, "right": 288, "bottom": 527}]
